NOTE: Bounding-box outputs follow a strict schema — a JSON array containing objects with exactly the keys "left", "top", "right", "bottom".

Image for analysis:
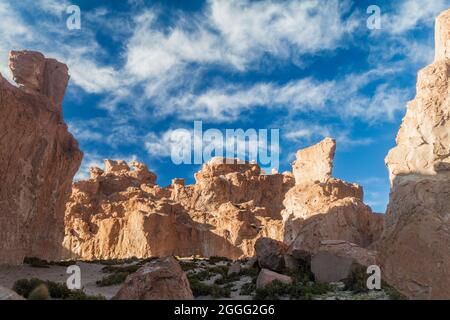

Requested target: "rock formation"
[
  {"left": 255, "top": 237, "right": 288, "bottom": 272},
  {"left": 0, "top": 50, "right": 82, "bottom": 265},
  {"left": 292, "top": 137, "right": 335, "bottom": 184},
  {"left": 63, "top": 158, "right": 292, "bottom": 260},
  {"left": 113, "top": 257, "right": 193, "bottom": 300},
  {"left": 256, "top": 268, "right": 292, "bottom": 289},
  {"left": 311, "top": 240, "right": 377, "bottom": 283},
  {"left": 378, "top": 9, "right": 450, "bottom": 299},
  {"left": 282, "top": 138, "right": 383, "bottom": 258}
]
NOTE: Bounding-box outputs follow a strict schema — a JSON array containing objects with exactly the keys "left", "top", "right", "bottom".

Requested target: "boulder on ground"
[
  {"left": 113, "top": 257, "right": 193, "bottom": 300},
  {"left": 311, "top": 240, "right": 376, "bottom": 283},
  {"left": 255, "top": 237, "right": 287, "bottom": 272},
  {"left": 256, "top": 268, "right": 292, "bottom": 289}
]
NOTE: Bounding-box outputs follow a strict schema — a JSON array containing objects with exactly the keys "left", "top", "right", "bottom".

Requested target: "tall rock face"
[
  {"left": 282, "top": 138, "right": 383, "bottom": 258},
  {"left": 63, "top": 158, "right": 291, "bottom": 260},
  {"left": 378, "top": 9, "right": 450, "bottom": 299},
  {"left": 0, "top": 50, "right": 82, "bottom": 265}
]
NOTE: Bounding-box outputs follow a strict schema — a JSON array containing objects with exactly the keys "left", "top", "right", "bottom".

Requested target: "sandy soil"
[{"left": 0, "top": 262, "right": 122, "bottom": 299}]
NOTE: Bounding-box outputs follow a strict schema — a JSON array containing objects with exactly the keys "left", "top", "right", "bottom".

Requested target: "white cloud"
[{"left": 383, "top": 0, "right": 448, "bottom": 34}]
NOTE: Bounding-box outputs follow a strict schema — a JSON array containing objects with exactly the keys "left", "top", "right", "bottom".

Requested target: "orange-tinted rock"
[
  {"left": 63, "top": 159, "right": 286, "bottom": 260},
  {"left": 282, "top": 140, "right": 383, "bottom": 257},
  {"left": 0, "top": 50, "right": 82, "bottom": 265},
  {"left": 113, "top": 257, "right": 193, "bottom": 300}
]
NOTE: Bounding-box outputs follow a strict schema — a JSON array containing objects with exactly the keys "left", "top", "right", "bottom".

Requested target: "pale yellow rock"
[
  {"left": 379, "top": 8, "right": 450, "bottom": 299},
  {"left": 292, "top": 137, "right": 336, "bottom": 184}
]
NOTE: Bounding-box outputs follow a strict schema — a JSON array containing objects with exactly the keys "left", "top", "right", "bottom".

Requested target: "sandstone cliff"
[
  {"left": 378, "top": 9, "right": 450, "bottom": 299},
  {"left": 63, "top": 158, "right": 292, "bottom": 260},
  {"left": 0, "top": 50, "right": 82, "bottom": 265}
]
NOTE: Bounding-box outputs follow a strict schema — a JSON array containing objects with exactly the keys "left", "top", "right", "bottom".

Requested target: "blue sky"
[{"left": 1, "top": 0, "right": 449, "bottom": 212}]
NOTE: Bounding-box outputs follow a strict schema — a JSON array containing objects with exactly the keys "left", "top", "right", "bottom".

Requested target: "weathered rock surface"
[
  {"left": 255, "top": 237, "right": 287, "bottom": 272},
  {"left": 282, "top": 138, "right": 383, "bottom": 257},
  {"left": 292, "top": 137, "right": 336, "bottom": 184},
  {"left": 256, "top": 268, "right": 292, "bottom": 289},
  {"left": 113, "top": 257, "right": 193, "bottom": 300},
  {"left": 0, "top": 50, "right": 82, "bottom": 265},
  {"left": 0, "top": 286, "right": 25, "bottom": 300},
  {"left": 64, "top": 158, "right": 291, "bottom": 260},
  {"left": 311, "top": 240, "right": 377, "bottom": 283},
  {"left": 378, "top": 9, "right": 450, "bottom": 299}
]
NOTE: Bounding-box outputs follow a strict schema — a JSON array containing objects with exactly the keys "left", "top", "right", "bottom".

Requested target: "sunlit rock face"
[
  {"left": 0, "top": 50, "right": 82, "bottom": 265},
  {"left": 282, "top": 138, "right": 383, "bottom": 258},
  {"left": 63, "top": 158, "right": 293, "bottom": 260},
  {"left": 378, "top": 9, "right": 450, "bottom": 299}
]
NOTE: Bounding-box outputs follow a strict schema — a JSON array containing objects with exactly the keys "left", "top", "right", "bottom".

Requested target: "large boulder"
[
  {"left": 256, "top": 268, "right": 292, "bottom": 289},
  {"left": 255, "top": 237, "right": 287, "bottom": 272},
  {"left": 113, "top": 257, "right": 193, "bottom": 300},
  {"left": 0, "top": 50, "right": 82, "bottom": 265},
  {"left": 311, "top": 240, "right": 377, "bottom": 283},
  {"left": 378, "top": 9, "right": 450, "bottom": 299}
]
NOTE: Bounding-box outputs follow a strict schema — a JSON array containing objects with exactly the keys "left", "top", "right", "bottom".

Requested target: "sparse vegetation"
[
  {"left": 23, "top": 257, "right": 50, "bottom": 268},
  {"left": 208, "top": 256, "right": 231, "bottom": 264},
  {"left": 28, "top": 284, "right": 50, "bottom": 300},
  {"left": 343, "top": 265, "right": 370, "bottom": 293},
  {"left": 188, "top": 277, "right": 231, "bottom": 298},
  {"left": 253, "top": 266, "right": 330, "bottom": 300},
  {"left": 12, "top": 278, "right": 105, "bottom": 300},
  {"left": 96, "top": 272, "right": 129, "bottom": 287},
  {"left": 240, "top": 282, "right": 256, "bottom": 295}
]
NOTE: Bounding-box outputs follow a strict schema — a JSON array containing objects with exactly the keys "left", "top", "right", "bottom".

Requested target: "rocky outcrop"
[
  {"left": 378, "top": 9, "right": 450, "bottom": 300},
  {"left": 255, "top": 237, "right": 287, "bottom": 272},
  {"left": 173, "top": 157, "right": 294, "bottom": 219},
  {"left": 282, "top": 138, "right": 383, "bottom": 257},
  {"left": 311, "top": 240, "right": 377, "bottom": 283},
  {"left": 0, "top": 50, "right": 82, "bottom": 265},
  {"left": 63, "top": 158, "right": 290, "bottom": 260},
  {"left": 292, "top": 137, "right": 335, "bottom": 184},
  {"left": 113, "top": 257, "right": 193, "bottom": 300}
]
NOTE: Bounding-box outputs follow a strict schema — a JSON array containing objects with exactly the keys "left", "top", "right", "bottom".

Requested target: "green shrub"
[
  {"left": 188, "top": 277, "right": 231, "bottom": 298},
  {"left": 254, "top": 280, "right": 287, "bottom": 300},
  {"left": 101, "top": 264, "right": 141, "bottom": 274},
  {"left": 343, "top": 265, "right": 370, "bottom": 293},
  {"left": 180, "top": 261, "right": 197, "bottom": 271},
  {"left": 240, "top": 282, "right": 256, "bottom": 296},
  {"left": 239, "top": 266, "right": 259, "bottom": 278},
  {"left": 28, "top": 284, "right": 50, "bottom": 300},
  {"left": 23, "top": 257, "right": 50, "bottom": 268},
  {"left": 66, "top": 290, "right": 105, "bottom": 300},
  {"left": 13, "top": 278, "right": 105, "bottom": 300},
  {"left": 96, "top": 272, "right": 129, "bottom": 287},
  {"left": 253, "top": 276, "right": 331, "bottom": 300},
  {"left": 208, "top": 256, "right": 231, "bottom": 264},
  {"left": 13, "top": 278, "right": 46, "bottom": 298}
]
